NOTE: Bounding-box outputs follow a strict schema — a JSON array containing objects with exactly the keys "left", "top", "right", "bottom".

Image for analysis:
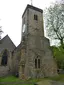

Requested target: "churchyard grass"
[
  {"left": 0, "top": 76, "right": 22, "bottom": 82},
  {"left": 0, "top": 74, "right": 64, "bottom": 85},
  {"left": 0, "top": 76, "right": 37, "bottom": 85},
  {"left": 0, "top": 75, "right": 43, "bottom": 82}
]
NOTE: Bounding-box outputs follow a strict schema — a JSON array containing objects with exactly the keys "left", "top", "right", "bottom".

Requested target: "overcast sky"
[{"left": 0, "top": 0, "right": 56, "bottom": 46}]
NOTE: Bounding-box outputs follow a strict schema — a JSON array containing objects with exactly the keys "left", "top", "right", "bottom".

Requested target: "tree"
[
  {"left": 45, "top": 3, "right": 64, "bottom": 47},
  {"left": 51, "top": 46, "right": 64, "bottom": 69}
]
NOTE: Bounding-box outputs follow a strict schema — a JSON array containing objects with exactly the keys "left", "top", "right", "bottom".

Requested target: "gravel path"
[
  {"left": 51, "top": 81, "right": 64, "bottom": 85},
  {"left": 37, "top": 80, "right": 64, "bottom": 85}
]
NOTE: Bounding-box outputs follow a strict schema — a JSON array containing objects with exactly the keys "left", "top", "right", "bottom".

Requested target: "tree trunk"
[{"left": 60, "top": 38, "right": 64, "bottom": 48}]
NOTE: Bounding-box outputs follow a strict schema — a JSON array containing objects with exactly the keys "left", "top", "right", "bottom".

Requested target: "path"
[{"left": 37, "top": 80, "right": 64, "bottom": 85}]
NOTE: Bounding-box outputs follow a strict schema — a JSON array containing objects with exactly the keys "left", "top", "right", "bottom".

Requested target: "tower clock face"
[{"left": 22, "top": 24, "right": 26, "bottom": 33}]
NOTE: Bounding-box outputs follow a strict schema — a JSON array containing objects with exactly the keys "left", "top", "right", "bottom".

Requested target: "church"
[{"left": 0, "top": 4, "right": 57, "bottom": 79}]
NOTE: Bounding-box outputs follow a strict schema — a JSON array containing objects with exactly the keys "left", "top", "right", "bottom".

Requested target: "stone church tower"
[{"left": 19, "top": 4, "right": 57, "bottom": 79}]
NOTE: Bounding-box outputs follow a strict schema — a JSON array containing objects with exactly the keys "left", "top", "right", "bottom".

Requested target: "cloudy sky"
[{"left": 0, "top": 0, "right": 56, "bottom": 46}]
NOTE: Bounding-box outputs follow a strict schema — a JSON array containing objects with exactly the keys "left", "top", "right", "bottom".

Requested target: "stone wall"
[
  {"left": 42, "top": 37, "right": 58, "bottom": 77},
  {"left": 12, "top": 44, "right": 21, "bottom": 75},
  {"left": 0, "top": 66, "right": 10, "bottom": 77},
  {"left": 0, "top": 35, "right": 16, "bottom": 77}
]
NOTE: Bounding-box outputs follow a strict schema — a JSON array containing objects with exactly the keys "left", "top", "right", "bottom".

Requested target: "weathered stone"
[
  {"left": 19, "top": 4, "right": 58, "bottom": 79},
  {"left": 0, "top": 4, "right": 58, "bottom": 78},
  {"left": 0, "top": 35, "right": 16, "bottom": 77}
]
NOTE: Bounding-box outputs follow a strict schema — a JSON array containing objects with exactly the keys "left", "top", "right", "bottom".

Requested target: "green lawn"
[
  {"left": 0, "top": 76, "right": 21, "bottom": 82},
  {"left": 0, "top": 76, "right": 37, "bottom": 85},
  {"left": 0, "top": 74, "right": 64, "bottom": 85}
]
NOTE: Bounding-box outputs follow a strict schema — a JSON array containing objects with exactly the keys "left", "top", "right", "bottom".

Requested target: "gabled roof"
[
  {"left": 0, "top": 35, "right": 16, "bottom": 52},
  {"left": 14, "top": 42, "right": 21, "bottom": 51},
  {"left": 14, "top": 41, "right": 26, "bottom": 52}
]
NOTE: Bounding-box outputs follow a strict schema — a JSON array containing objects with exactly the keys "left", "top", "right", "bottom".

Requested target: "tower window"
[
  {"left": 35, "top": 57, "right": 40, "bottom": 69},
  {"left": 35, "top": 59, "right": 37, "bottom": 68},
  {"left": 34, "top": 14, "right": 38, "bottom": 20},
  {"left": 38, "top": 59, "right": 40, "bottom": 68}
]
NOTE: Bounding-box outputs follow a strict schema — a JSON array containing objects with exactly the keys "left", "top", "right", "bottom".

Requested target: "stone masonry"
[
  {"left": 0, "top": 4, "right": 58, "bottom": 78},
  {"left": 19, "top": 4, "right": 58, "bottom": 79}
]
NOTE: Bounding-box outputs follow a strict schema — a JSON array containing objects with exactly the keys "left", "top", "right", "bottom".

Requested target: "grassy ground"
[
  {"left": 0, "top": 76, "right": 38, "bottom": 85},
  {"left": 0, "top": 76, "right": 41, "bottom": 82},
  {"left": 0, "top": 76, "right": 22, "bottom": 82},
  {"left": 0, "top": 74, "right": 64, "bottom": 85}
]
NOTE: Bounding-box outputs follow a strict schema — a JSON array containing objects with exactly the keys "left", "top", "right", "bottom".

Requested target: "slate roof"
[
  {"left": 14, "top": 43, "right": 21, "bottom": 51},
  {"left": 0, "top": 35, "right": 16, "bottom": 53}
]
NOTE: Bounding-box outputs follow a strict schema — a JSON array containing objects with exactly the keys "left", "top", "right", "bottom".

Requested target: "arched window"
[
  {"left": 1, "top": 49, "right": 8, "bottom": 66},
  {"left": 38, "top": 59, "right": 40, "bottom": 68},
  {"left": 35, "top": 56, "right": 40, "bottom": 69},
  {"left": 35, "top": 59, "right": 37, "bottom": 68}
]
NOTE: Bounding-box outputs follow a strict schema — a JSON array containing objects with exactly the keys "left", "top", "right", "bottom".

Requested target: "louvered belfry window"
[{"left": 34, "top": 14, "right": 38, "bottom": 20}]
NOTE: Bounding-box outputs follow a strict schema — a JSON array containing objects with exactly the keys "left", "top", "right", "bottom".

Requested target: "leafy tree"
[
  {"left": 45, "top": 3, "right": 64, "bottom": 47},
  {"left": 51, "top": 46, "right": 64, "bottom": 69}
]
